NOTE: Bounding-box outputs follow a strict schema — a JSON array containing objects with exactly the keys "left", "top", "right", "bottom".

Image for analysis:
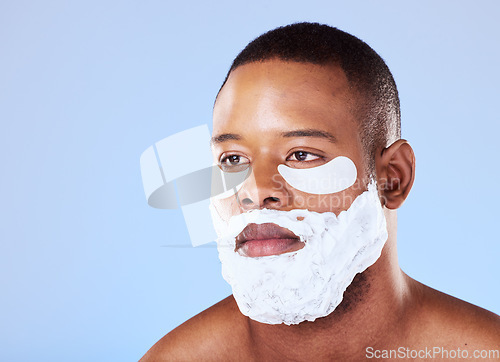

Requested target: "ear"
[{"left": 375, "top": 139, "right": 415, "bottom": 209}]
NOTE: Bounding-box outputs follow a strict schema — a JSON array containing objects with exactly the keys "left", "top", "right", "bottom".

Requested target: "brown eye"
[
  {"left": 228, "top": 155, "right": 241, "bottom": 164},
  {"left": 220, "top": 154, "right": 250, "bottom": 172},
  {"left": 294, "top": 151, "right": 308, "bottom": 161},
  {"left": 287, "top": 151, "right": 321, "bottom": 162}
]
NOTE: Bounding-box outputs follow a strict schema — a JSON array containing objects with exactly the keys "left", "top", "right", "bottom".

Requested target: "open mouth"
[{"left": 235, "top": 223, "right": 304, "bottom": 257}]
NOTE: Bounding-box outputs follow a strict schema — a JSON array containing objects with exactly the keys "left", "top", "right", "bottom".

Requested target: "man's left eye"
[{"left": 287, "top": 151, "right": 321, "bottom": 162}]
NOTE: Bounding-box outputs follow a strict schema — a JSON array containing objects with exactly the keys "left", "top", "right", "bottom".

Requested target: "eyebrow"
[
  {"left": 211, "top": 133, "right": 242, "bottom": 145},
  {"left": 211, "top": 128, "right": 337, "bottom": 145},
  {"left": 281, "top": 129, "right": 337, "bottom": 143}
]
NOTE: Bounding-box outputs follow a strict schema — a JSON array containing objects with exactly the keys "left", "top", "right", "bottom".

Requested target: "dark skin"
[{"left": 141, "top": 60, "right": 500, "bottom": 361}]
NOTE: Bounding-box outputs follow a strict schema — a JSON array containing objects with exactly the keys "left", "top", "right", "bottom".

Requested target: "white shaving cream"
[
  {"left": 210, "top": 181, "right": 387, "bottom": 325},
  {"left": 277, "top": 156, "right": 357, "bottom": 194}
]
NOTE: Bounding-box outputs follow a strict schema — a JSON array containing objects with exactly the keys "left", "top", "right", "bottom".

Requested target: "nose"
[{"left": 236, "top": 160, "right": 291, "bottom": 211}]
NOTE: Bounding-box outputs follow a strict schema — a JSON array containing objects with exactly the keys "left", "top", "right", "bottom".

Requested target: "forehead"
[{"left": 213, "top": 60, "right": 359, "bottom": 140}]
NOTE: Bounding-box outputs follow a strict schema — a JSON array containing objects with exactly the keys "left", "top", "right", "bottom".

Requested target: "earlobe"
[{"left": 376, "top": 139, "right": 415, "bottom": 209}]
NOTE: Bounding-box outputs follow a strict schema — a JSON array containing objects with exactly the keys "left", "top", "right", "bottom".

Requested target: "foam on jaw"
[{"left": 210, "top": 181, "right": 388, "bottom": 325}]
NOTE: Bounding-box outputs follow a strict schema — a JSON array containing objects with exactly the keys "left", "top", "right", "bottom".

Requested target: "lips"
[{"left": 235, "top": 223, "right": 304, "bottom": 257}]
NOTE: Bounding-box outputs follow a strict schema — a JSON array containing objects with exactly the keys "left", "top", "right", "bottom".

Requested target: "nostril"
[
  {"left": 263, "top": 196, "right": 280, "bottom": 205},
  {"left": 241, "top": 198, "right": 253, "bottom": 205}
]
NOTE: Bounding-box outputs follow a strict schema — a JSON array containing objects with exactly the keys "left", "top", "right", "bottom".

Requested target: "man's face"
[{"left": 211, "top": 60, "right": 369, "bottom": 253}]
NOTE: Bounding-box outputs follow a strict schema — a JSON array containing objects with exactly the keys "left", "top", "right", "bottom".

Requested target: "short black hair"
[{"left": 218, "top": 22, "right": 401, "bottom": 174}]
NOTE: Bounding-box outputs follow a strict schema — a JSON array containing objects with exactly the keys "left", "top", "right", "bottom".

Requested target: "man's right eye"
[{"left": 219, "top": 154, "right": 250, "bottom": 172}]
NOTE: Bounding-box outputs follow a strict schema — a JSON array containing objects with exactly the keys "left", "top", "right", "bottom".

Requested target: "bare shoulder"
[
  {"left": 140, "top": 296, "right": 252, "bottom": 361},
  {"left": 410, "top": 280, "right": 500, "bottom": 351}
]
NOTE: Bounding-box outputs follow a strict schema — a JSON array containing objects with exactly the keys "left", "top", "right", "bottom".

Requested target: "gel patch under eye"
[{"left": 277, "top": 156, "right": 357, "bottom": 194}]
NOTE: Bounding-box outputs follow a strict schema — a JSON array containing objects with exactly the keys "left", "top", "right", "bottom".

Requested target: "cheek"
[
  {"left": 290, "top": 189, "right": 359, "bottom": 213},
  {"left": 210, "top": 197, "right": 240, "bottom": 223}
]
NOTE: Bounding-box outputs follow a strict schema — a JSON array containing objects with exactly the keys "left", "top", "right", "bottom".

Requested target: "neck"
[{"left": 247, "top": 211, "right": 413, "bottom": 360}]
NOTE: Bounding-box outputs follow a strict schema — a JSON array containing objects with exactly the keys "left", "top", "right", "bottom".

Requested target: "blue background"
[{"left": 1, "top": 1, "right": 498, "bottom": 361}]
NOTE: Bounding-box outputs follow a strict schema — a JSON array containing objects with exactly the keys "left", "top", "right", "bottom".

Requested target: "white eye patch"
[{"left": 277, "top": 156, "right": 357, "bottom": 194}]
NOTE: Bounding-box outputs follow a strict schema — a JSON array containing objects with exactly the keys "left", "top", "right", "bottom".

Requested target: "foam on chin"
[{"left": 210, "top": 182, "right": 388, "bottom": 325}]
